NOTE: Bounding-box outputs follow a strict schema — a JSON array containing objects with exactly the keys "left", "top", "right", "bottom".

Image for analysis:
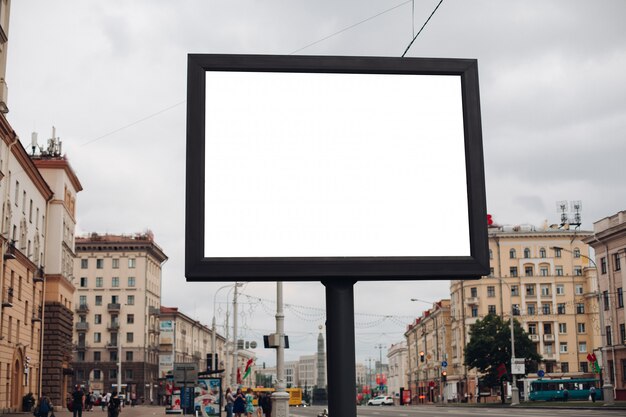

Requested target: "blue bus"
[{"left": 528, "top": 378, "right": 602, "bottom": 401}]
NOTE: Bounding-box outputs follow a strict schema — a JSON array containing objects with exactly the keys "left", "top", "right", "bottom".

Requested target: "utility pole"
[
  {"left": 374, "top": 344, "right": 384, "bottom": 393},
  {"left": 231, "top": 282, "right": 239, "bottom": 387},
  {"left": 271, "top": 281, "right": 289, "bottom": 416}
]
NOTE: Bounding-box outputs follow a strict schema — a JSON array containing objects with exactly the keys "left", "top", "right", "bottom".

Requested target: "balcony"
[
  {"left": 106, "top": 342, "right": 119, "bottom": 350},
  {"left": 33, "top": 267, "right": 45, "bottom": 283},
  {"left": 543, "top": 334, "right": 555, "bottom": 342},
  {"left": 465, "top": 297, "right": 479, "bottom": 305},
  {"left": 107, "top": 303, "right": 121, "bottom": 312},
  {"left": 75, "top": 303, "right": 89, "bottom": 313},
  {"left": 75, "top": 342, "right": 88, "bottom": 351},
  {"left": 149, "top": 306, "right": 160, "bottom": 316},
  {"left": 76, "top": 322, "right": 89, "bottom": 331},
  {"left": 529, "top": 334, "right": 539, "bottom": 342},
  {"left": 107, "top": 322, "right": 120, "bottom": 331},
  {"left": 542, "top": 352, "right": 556, "bottom": 361},
  {"left": 2, "top": 286, "right": 14, "bottom": 308},
  {"left": 148, "top": 325, "right": 160, "bottom": 334}
]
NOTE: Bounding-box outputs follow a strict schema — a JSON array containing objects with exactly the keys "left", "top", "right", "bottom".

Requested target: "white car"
[{"left": 367, "top": 396, "right": 393, "bottom": 406}]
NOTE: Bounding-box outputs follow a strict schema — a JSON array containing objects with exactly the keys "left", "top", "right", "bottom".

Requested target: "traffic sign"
[
  {"left": 442, "top": 361, "right": 448, "bottom": 368},
  {"left": 537, "top": 370, "right": 545, "bottom": 378},
  {"left": 512, "top": 358, "right": 525, "bottom": 375}
]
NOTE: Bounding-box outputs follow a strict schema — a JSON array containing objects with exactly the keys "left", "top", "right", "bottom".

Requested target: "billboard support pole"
[{"left": 323, "top": 279, "right": 357, "bottom": 417}]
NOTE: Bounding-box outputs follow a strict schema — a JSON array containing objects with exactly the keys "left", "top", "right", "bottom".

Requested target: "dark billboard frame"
[{"left": 186, "top": 54, "right": 489, "bottom": 282}]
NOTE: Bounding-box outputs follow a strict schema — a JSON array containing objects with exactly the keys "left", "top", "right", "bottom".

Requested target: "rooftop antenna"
[
  {"left": 556, "top": 200, "right": 568, "bottom": 227},
  {"left": 570, "top": 200, "right": 582, "bottom": 229},
  {"left": 31, "top": 132, "right": 38, "bottom": 156}
]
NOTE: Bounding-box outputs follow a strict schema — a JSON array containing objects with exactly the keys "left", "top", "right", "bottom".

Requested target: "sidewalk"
[
  {"left": 439, "top": 400, "right": 626, "bottom": 410},
  {"left": 1, "top": 405, "right": 167, "bottom": 417}
]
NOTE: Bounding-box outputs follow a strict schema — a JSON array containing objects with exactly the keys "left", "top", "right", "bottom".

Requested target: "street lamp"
[
  {"left": 551, "top": 246, "right": 614, "bottom": 404},
  {"left": 212, "top": 283, "right": 243, "bottom": 373}
]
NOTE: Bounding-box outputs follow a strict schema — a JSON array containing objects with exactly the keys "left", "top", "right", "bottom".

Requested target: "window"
[
  {"left": 574, "top": 266, "right": 582, "bottom": 276},
  {"left": 603, "top": 291, "right": 610, "bottom": 311},
  {"left": 93, "top": 370, "right": 101, "bottom": 380},
  {"left": 540, "top": 267, "right": 549, "bottom": 276},
  {"left": 129, "top": 258, "right": 136, "bottom": 268},
  {"left": 112, "top": 258, "right": 119, "bottom": 269},
  {"left": 126, "top": 332, "right": 134, "bottom": 343},
  {"left": 79, "top": 295, "right": 87, "bottom": 307},
  {"left": 558, "top": 323, "right": 567, "bottom": 334},
  {"left": 77, "top": 351, "right": 85, "bottom": 361},
  {"left": 80, "top": 277, "right": 88, "bottom": 288},
  {"left": 576, "top": 303, "right": 585, "bottom": 314},
  {"left": 109, "top": 369, "right": 117, "bottom": 379},
  {"left": 525, "top": 266, "right": 533, "bottom": 277},
  {"left": 606, "top": 326, "right": 613, "bottom": 345},
  {"left": 125, "top": 369, "right": 133, "bottom": 380},
  {"left": 470, "top": 287, "right": 477, "bottom": 297},
  {"left": 510, "top": 267, "right": 518, "bottom": 277},
  {"left": 96, "top": 259, "right": 104, "bottom": 269},
  {"left": 542, "top": 303, "right": 551, "bottom": 315},
  {"left": 127, "top": 314, "right": 134, "bottom": 324},
  {"left": 526, "top": 285, "right": 535, "bottom": 296},
  {"left": 618, "top": 287, "right": 624, "bottom": 309},
  {"left": 580, "top": 362, "right": 588, "bottom": 373},
  {"left": 471, "top": 307, "right": 478, "bottom": 317},
  {"left": 539, "top": 248, "right": 546, "bottom": 258},
  {"left": 577, "top": 322, "right": 586, "bottom": 333},
  {"left": 541, "top": 285, "right": 550, "bottom": 296},
  {"left": 620, "top": 323, "right": 625, "bottom": 344},
  {"left": 126, "top": 351, "right": 134, "bottom": 361},
  {"left": 95, "top": 295, "right": 102, "bottom": 306},
  {"left": 601, "top": 257, "right": 607, "bottom": 274},
  {"left": 512, "top": 304, "right": 520, "bottom": 316},
  {"left": 543, "top": 323, "right": 552, "bottom": 334},
  {"left": 579, "top": 342, "right": 587, "bottom": 353},
  {"left": 528, "top": 323, "right": 537, "bottom": 335},
  {"left": 575, "top": 285, "right": 583, "bottom": 295},
  {"left": 561, "top": 362, "right": 569, "bottom": 373},
  {"left": 96, "top": 277, "right": 103, "bottom": 288},
  {"left": 557, "top": 303, "right": 566, "bottom": 314},
  {"left": 573, "top": 248, "right": 580, "bottom": 258},
  {"left": 509, "top": 249, "right": 516, "bottom": 259},
  {"left": 511, "top": 285, "right": 519, "bottom": 296},
  {"left": 94, "top": 314, "right": 102, "bottom": 324},
  {"left": 127, "top": 295, "right": 135, "bottom": 305},
  {"left": 544, "top": 343, "right": 553, "bottom": 354},
  {"left": 615, "top": 253, "right": 622, "bottom": 271},
  {"left": 554, "top": 247, "right": 562, "bottom": 258},
  {"left": 555, "top": 266, "right": 563, "bottom": 276},
  {"left": 81, "top": 259, "right": 88, "bottom": 269},
  {"left": 112, "top": 277, "right": 119, "bottom": 288},
  {"left": 94, "top": 351, "right": 101, "bottom": 361},
  {"left": 527, "top": 304, "right": 536, "bottom": 315},
  {"left": 556, "top": 284, "right": 565, "bottom": 295},
  {"left": 128, "top": 277, "right": 136, "bottom": 287},
  {"left": 488, "top": 305, "right": 496, "bottom": 314},
  {"left": 524, "top": 248, "right": 531, "bottom": 258},
  {"left": 94, "top": 332, "right": 101, "bottom": 343},
  {"left": 15, "top": 180, "right": 19, "bottom": 203},
  {"left": 111, "top": 295, "right": 119, "bottom": 304},
  {"left": 487, "top": 286, "right": 495, "bottom": 297}
]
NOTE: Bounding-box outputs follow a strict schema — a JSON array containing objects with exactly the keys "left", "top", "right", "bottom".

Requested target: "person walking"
[
  {"left": 589, "top": 385, "right": 597, "bottom": 402},
  {"left": 107, "top": 392, "right": 121, "bottom": 417},
  {"left": 37, "top": 394, "right": 52, "bottom": 417},
  {"left": 102, "top": 392, "right": 111, "bottom": 411},
  {"left": 244, "top": 388, "right": 255, "bottom": 417},
  {"left": 259, "top": 393, "right": 271, "bottom": 417},
  {"left": 224, "top": 388, "right": 235, "bottom": 417},
  {"left": 71, "top": 386, "right": 85, "bottom": 417},
  {"left": 233, "top": 388, "right": 246, "bottom": 417}
]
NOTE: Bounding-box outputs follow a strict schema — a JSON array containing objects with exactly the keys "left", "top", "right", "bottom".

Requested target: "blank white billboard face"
[{"left": 204, "top": 71, "right": 469, "bottom": 258}]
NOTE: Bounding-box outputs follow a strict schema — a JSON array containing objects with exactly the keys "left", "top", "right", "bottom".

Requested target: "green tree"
[{"left": 464, "top": 314, "right": 541, "bottom": 389}]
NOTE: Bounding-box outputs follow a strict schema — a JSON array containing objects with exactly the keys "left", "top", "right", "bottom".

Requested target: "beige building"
[
  {"left": 449, "top": 226, "right": 601, "bottom": 400},
  {"left": 404, "top": 300, "right": 451, "bottom": 403},
  {"left": 0, "top": 0, "right": 10, "bottom": 114},
  {"left": 584, "top": 211, "right": 626, "bottom": 400},
  {"left": 72, "top": 232, "right": 167, "bottom": 402},
  {"left": 387, "top": 341, "right": 408, "bottom": 400}
]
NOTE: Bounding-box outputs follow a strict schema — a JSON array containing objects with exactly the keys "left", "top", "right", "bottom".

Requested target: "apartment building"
[
  {"left": 72, "top": 232, "right": 167, "bottom": 402},
  {"left": 584, "top": 210, "right": 626, "bottom": 400},
  {"left": 404, "top": 300, "right": 452, "bottom": 403},
  {"left": 387, "top": 341, "right": 408, "bottom": 400},
  {"left": 0, "top": 0, "right": 11, "bottom": 114},
  {"left": 449, "top": 226, "right": 601, "bottom": 399}
]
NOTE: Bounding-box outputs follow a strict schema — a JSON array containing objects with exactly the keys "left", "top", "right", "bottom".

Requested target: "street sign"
[
  {"left": 442, "top": 361, "right": 448, "bottom": 368},
  {"left": 174, "top": 363, "right": 198, "bottom": 383},
  {"left": 512, "top": 358, "right": 525, "bottom": 375},
  {"left": 537, "top": 370, "right": 545, "bottom": 378}
]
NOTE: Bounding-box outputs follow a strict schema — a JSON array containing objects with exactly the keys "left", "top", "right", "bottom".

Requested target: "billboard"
[
  {"left": 160, "top": 320, "right": 174, "bottom": 344},
  {"left": 159, "top": 354, "right": 174, "bottom": 378}
]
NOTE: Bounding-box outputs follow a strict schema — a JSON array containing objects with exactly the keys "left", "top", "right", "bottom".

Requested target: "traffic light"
[
  {"left": 487, "top": 214, "right": 494, "bottom": 226},
  {"left": 441, "top": 370, "right": 447, "bottom": 383},
  {"left": 419, "top": 351, "right": 425, "bottom": 363}
]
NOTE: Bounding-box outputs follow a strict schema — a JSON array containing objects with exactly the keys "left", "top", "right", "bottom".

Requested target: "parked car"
[{"left": 367, "top": 396, "right": 393, "bottom": 406}]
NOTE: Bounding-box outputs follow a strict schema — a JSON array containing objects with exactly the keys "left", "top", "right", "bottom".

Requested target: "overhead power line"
[{"left": 401, "top": 0, "right": 444, "bottom": 57}]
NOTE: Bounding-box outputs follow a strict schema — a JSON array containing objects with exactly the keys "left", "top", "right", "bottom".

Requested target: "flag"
[
  {"left": 236, "top": 368, "right": 242, "bottom": 385},
  {"left": 496, "top": 363, "right": 508, "bottom": 379},
  {"left": 243, "top": 358, "right": 254, "bottom": 380}
]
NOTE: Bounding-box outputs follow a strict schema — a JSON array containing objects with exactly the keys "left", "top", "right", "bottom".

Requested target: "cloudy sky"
[{"left": 5, "top": 0, "right": 626, "bottom": 368}]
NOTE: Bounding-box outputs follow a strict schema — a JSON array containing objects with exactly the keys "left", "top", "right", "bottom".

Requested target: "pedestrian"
[
  {"left": 85, "top": 392, "right": 93, "bottom": 411},
  {"left": 244, "top": 388, "right": 255, "bottom": 417},
  {"left": 225, "top": 388, "right": 235, "bottom": 417},
  {"left": 589, "top": 385, "right": 596, "bottom": 402},
  {"left": 563, "top": 387, "right": 569, "bottom": 402},
  {"left": 102, "top": 392, "right": 111, "bottom": 411},
  {"left": 37, "top": 394, "right": 52, "bottom": 417},
  {"left": 260, "top": 393, "right": 271, "bottom": 417},
  {"left": 107, "top": 392, "right": 121, "bottom": 417},
  {"left": 233, "top": 388, "right": 246, "bottom": 417},
  {"left": 72, "top": 385, "right": 85, "bottom": 417},
  {"left": 130, "top": 392, "right": 136, "bottom": 407}
]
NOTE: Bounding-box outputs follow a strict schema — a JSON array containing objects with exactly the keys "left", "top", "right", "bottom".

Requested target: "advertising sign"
[
  {"left": 195, "top": 377, "right": 222, "bottom": 417},
  {"left": 402, "top": 389, "right": 412, "bottom": 405},
  {"left": 159, "top": 354, "right": 174, "bottom": 378},
  {"left": 512, "top": 358, "right": 525, "bottom": 375},
  {"left": 160, "top": 321, "right": 174, "bottom": 344}
]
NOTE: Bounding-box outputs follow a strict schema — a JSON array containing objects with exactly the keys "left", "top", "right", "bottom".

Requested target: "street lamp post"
[
  {"left": 212, "top": 283, "right": 242, "bottom": 373},
  {"left": 492, "top": 277, "right": 519, "bottom": 406},
  {"left": 551, "top": 246, "right": 614, "bottom": 404}
]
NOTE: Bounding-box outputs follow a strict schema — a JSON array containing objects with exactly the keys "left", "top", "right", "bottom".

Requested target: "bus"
[
  {"left": 251, "top": 388, "right": 303, "bottom": 406},
  {"left": 528, "top": 378, "right": 602, "bottom": 401}
]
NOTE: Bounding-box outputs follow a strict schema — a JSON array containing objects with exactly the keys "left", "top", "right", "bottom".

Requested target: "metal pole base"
[
  {"left": 271, "top": 391, "right": 290, "bottom": 417},
  {"left": 510, "top": 386, "right": 520, "bottom": 406},
  {"left": 602, "top": 384, "right": 614, "bottom": 405}
]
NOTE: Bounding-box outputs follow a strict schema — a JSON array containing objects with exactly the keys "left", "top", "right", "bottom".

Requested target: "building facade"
[
  {"left": 449, "top": 227, "right": 601, "bottom": 400},
  {"left": 72, "top": 232, "right": 167, "bottom": 402},
  {"left": 584, "top": 211, "right": 626, "bottom": 400},
  {"left": 387, "top": 341, "right": 408, "bottom": 400},
  {"left": 0, "top": 0, "right": 10, "bottom": 114}
]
